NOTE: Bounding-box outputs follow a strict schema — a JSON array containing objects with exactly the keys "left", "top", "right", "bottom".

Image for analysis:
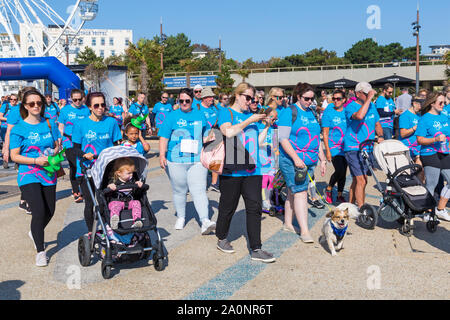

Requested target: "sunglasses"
[
  {"left": 9, "top": 98, "right": 18, "bottom": 101},
  {"left": 72, "top": 98, "right": 83, "bottom": 102},
  {"left": 240, "top": 94, "right": 254, "bottom": 102},
  {"left": 436, "top": 101, "right": 445, "bottom": 106},
  {"left": 194, "top": 90, "right": 202, "bottom": 94},
  {"left": 26, "top": 101, "right": 43, "bottom": 108},
  {"left": 221, "top": 98, "right": 229, "bottom": 101},
  {"left": 332, "top": 97, "right": 343, "bottom": 101},
  {"left": 162, "top": 96, "right": 169, "bottom": 99},
  {"left": 179, "top": 99, "right": 191, "bottom": 104},
  {"left": 92, "top": 103, "right": 106, "bottom": 109},
  {"left": 302, "top": 96, "right": 314, "bottom": 102},
  {"left": 273, "top": 95, "right": 284, "bottom": 100}
]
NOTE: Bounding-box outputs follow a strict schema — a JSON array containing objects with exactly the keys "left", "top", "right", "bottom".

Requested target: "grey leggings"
[{"left": 424, "top": 166, "right": 450, "bottom": 196}]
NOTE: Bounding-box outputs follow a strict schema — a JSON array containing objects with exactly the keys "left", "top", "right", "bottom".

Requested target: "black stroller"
[
  {"left": 77, "top": 146, "right": 166, "bottom": 279},
  {"left": 358, "top": 139, "right": 439, "bottom": 236}
]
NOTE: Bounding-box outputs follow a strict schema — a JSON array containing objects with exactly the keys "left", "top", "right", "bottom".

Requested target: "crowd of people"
[{"left": 2, "top": 81, "right": 450, "bottom": 267}]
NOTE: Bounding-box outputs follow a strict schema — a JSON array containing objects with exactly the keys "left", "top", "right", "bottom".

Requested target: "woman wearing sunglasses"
[
  {"left": 58, "top": 89, "right": 91, "bottom": 203},
  {"left": 416, "top": 92, "right": 450, "bottom": 222},
  {"left": 267, "top": 87, "right": 285, "bottom": 112},
  {"left": 0, "top": 93, "right": 19, "bottom": 169},
  {"left": 322, "top": 90, "right": 348, "bottom": 204},
  {"left": 10, "top": 89, "right": 62, "bottom": 266},
  {"left": 278, "top": 82, "right": 327, "bottom": 243},
  {"left": 215, "top": 82, "right": 275, "bottom": 263},
  {"left": 158, "top": 88, "right": 216, "bottom": 235},
  {"left": 72, "top": 92, "right": 122, "bottom": 235}
]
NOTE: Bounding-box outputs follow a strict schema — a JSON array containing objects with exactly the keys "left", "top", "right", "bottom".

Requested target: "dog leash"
[{"left": 307, "top": 171, "right": 333, "bottom": 212}]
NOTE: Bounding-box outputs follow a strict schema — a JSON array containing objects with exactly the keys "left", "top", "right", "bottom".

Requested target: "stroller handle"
[
  {"left": 391, "top": 164, "right": 422, "bottom": 179},
  {"left": 102, "top": 182, "right": 149, "bottom": 196},
  {"left": 80, "top": 155, "right": 99, "bottom": 174},
  {"left": 359, "top": 139, "right": 377, "bottom": 152}
]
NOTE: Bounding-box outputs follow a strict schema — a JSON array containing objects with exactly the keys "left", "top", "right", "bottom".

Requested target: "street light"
[{"left": 412, "top": 4, "right": 421, "bottom": 93}]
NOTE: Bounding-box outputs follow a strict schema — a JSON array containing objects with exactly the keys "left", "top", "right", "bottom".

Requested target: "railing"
[{"left": 162, "top": 60, "right": 445, "bottom": 78}]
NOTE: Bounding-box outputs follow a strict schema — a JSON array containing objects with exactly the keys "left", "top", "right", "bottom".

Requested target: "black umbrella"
[
  {"left": 370, "top": 73, "right": 415, "bottom": 100},
  {"left": 317, "top": 77, "right": 358, "bottom": 89}
]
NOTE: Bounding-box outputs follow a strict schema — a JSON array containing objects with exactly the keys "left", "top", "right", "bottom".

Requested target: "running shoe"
[
  {"left": 35, "top": 251, "right": 48, "bottom": 267},
  {"left": 110, "top": 215, "right": 120, "bottom": 229},
  {"left": 73, "top": 192, "right": 83, "bottom": 203},
  {"left": 209, "top": 183, "right": 220, "bottom": 192},
  {"left": 311, "top": 199, "right": 325, "bottom": 209},
  {"left": 201, "top": 219, "right": 216, "bottom": 235},
  {"left": 19, "top": 201, "right": 32, "bottom": 215},
  {"left": 217, "top": 239, "right": 235, "bottom": 254},
  {"left": 174, "top": 217, "right": 185, "bottom": 230},
  {"left": 435, "top": 208, "right": 450, "bottom": 222},
  {"left": 250, "top": 249, "right": 276, "bottom": 263},
  {"left": 325, "top": 190, "right": 333, "bottom": 204}
]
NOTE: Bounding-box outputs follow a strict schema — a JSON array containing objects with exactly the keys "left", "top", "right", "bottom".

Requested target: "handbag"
[
  {"left": 46, "top": 119, "right": 66, "bottom": 178},
  {"left": 200, "top": 118, "right": 227, "bottom": 174}
]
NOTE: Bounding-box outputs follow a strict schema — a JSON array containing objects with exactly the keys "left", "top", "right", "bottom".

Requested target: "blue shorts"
[
  {"left": 279, "top": 152, "right": 315, "bottom": 194},
  {"left": 345, "top": 151, "right": 379, "bottom": 177}
]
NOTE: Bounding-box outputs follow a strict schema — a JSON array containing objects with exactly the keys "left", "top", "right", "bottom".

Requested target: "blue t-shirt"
[
  {"left": 72, "top": 116, "right": 122, "bottom": 176},
  {"left": 218, "top": 108, "right": 262, "bottom": 176},
  {"left": 58, "top": 104, "right": 91, "bottom": 149},
  {"left": 192, "top": 98, "right": 202, "bottom": 110},
  {"left": 321, "top": 106, "right": 347, "bottom": 157},
  {"left": 199, "top": 105, "right": 219, "bottom": 130},
  {"left": 278, "top": 104, "right": 321, "bottom": 166},
  {"left": 10, "top": 119, "right": 61, "bottom": 187},
  {"left": 152, "top": 102, "right": 172, "bottom": 129},
  {"left": 109, "top": 105, "right": 124, "bottom": 126},
  {"left": 344, "top": 101, "right": 380, "bottom": 152},
  {"left": 399, "top": 109, "right": 420, "bottom": 157},
  {"left": 6, "top": 105, "right": 22, "bottom": 126},
  {"left": 415, "top": 112, "right": 450, "bottom": 156},
  {"left": 376, "top": 95, "right": 396, "bottom": 129},
  {"left": 158, "top": 108, "right": 208, "bottom": 163},
  {"left": 0, "top": 102, "right": 12, "bottom": 129},
  {"left": 44, "top": 102, "right": 60, "bottom": 121},
  {"left": 441, "top": 104, "right": 450, "bottom": 123},
  {"left": 129, "top": 102, "right": 149, "bottom": 130},
  {"left": 122, "top": 140, "right": 146, "bottom": 155},
  {"left": 259, "top": 124, "right": 276, "bottom": 176}
]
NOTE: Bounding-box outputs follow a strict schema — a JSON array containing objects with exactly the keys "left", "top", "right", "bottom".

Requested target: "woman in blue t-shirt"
[
  {"left": 399, "top": 95, "right": 423, "bottom": 163},
  {"left": 322, "top": 89, "right": 348, "bottom": 204},
  {"left": 215, "top": 82, "right": 275, "bottom": 263},
  {"left": 158, "top": 88, "right": 216, "bottom": 236},
  {"left": 108, "top": 97, "right": 126, "bottom": 132},
  {"left": 278, "top": 82, "right": 327, "bottom": 244},
  {"left": 416, "top": 92, "right": 450, "bottom": 222},
  {"left": 72, "top": 92, "right": 122, "bottom": 234},
  {"left": 10, "top": 89, "right": 62, "bottom": 267}
]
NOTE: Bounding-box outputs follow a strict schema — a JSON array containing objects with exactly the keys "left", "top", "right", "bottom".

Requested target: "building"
[{"left": 423, "top": 44, "right": 450, "bottom": 60}]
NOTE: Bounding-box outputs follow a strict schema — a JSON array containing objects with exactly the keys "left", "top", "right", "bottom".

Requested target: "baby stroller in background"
[
  {"left": 265, "top": 170, "right": 287, "bottom": 216},
  {"left": 77, "top": 146, "right": 166, "bottom": 279},
  {"left": 358, "top": 139, "right": 439, "bottom": 237}
]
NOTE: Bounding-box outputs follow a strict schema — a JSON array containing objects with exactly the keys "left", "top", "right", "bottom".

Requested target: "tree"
[
  {"left": 344, "top": 38, "right": 381, "bottom": 64},
  {"left": 215, "top": 65, "right": 234, "bottom": 95},
  {"left": 83, "top": 60, "right": 107, "bottom": 91},
  {"left": 75, "top": 47, "right": 103, "bottom": 65},
  {"left": 154, "top": 33, "right": 193, "bottom": 71},
  {"left": 104, "top": 54, "right": 126, "bottom": 66},
  {"left": 179, "top": 58, "right": 200, "bottom": 88},
  {"left": 236, "top": 68, "right": 251, "bottom": 83},
  {"left": 445, "top": 51, "right": 450, "bottom": 80}
]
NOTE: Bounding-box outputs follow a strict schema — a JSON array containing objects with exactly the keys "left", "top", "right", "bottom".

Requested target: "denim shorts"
[
  {"left": 279, "top": 152, "right": 315, "bottom": 194},
  {"left": 345, "top": 151, "right": 378, "bottom": 177}
]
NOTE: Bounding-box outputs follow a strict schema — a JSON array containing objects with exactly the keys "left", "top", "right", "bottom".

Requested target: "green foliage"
[
  {"left": 75, "top": 47, "right": 103, "bottom": 65},
  {"left": 344, "top": 38, "right": 381, "bottom": 64},
  {"left": 104, "top": 54, "right": 127, "bottom": 66},
  {"left": 215, "top": 65, "right": 235, "bottom": 95},
  {"left": 154, "top": 33, "right": 193, "bottom": 71},
  {"left": 445, "top": 51, "right": 450, "bottom": 79}
]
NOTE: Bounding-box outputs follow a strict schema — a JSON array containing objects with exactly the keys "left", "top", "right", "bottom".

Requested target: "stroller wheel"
[
  {"left": 426, "top": 220, "right": 438, "bottom": 233},
  {"left": 400, "top": 223, "right": 412, "bottom": 237},
  {"left": 153, "top": 253, "right": 164, "bottom": 271},
  {"left": 269, "top": 207, "right": 277, "bottom": 217},
  {"left": 357, "top": 204, "right": 378, "bottom": 230},
  {"left": 78, "top": 235, "right": 92, "bottom": 267},
  {"left": 101, "top": 260, "right": 113, "bottom": 279}
]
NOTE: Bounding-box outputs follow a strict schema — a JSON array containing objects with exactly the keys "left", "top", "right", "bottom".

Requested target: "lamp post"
[{"left": 412, "top": 3, "right": 421, "bottom": 93}]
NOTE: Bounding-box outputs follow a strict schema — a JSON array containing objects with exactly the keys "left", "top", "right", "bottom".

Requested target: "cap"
[
  {"left": 194, "top": 84, "right": 203, "bottom": 91},
  {"left": 201, "top": 87, "right": 215, "bottom": 99},
  {"left": 355, "top": 82, "right": 372, "bottom": 94}
]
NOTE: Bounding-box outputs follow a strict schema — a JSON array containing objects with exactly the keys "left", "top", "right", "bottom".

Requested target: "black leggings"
[
  {"left": 79, "top": 177, "right": 96, "bottom": 232},
  {"left": 20, "top": 183, "right": 56, "bottom": 252},
  {"left": 328, "top": 155, "right": 348, "bottom": 193},
  {"left": 65, "top": 147, "right": 80, "bottom": 194},
  {"left": 216, "top": 175, "right": 262, "bottom": 251}
]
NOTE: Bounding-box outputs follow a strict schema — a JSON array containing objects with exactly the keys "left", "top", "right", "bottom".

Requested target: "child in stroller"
[{"left": 107, "top": 157, "right": 144, "bottom": 230}]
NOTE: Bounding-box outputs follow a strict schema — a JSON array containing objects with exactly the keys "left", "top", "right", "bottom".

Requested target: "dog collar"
[{"left": 331, "top": 224, "right": 348, "bottom": 241}]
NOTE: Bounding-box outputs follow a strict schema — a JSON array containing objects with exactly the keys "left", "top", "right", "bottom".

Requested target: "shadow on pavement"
[
  {"left": 46, "top": 220, "right": 87, "bottom": 261},
  {"left": 0, "top": 280, "right": 25, "bottom": 300},
  {"left": 412, "top": 222, "right": 450, "bottom": 254}
]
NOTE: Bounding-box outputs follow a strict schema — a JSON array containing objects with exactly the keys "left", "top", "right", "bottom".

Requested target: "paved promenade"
[{"left": 0, "top": 140, "right": 448, "bottom": 300}]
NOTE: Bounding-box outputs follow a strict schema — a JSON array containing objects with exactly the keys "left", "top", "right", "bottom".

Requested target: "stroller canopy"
[
  {"left": 90, "top": 146, "right": 148, "bottom": 189},
  {"left": 373, "top": 140, "right": 411, "bottom": 175}
]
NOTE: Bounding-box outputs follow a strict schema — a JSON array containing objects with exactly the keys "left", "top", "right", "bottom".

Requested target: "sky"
[{"left": 52, "top": 0, "right": 450, "bottom": 62}]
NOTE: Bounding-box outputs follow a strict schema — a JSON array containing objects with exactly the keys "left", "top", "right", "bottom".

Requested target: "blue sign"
[{"left": 164, "top": 75, "right": 217, "bottom": 88}]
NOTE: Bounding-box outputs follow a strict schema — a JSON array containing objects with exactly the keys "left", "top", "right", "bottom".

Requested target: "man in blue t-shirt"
[
  {"left": 192, "top": 84, "right": 203, "bottom": 109},
  {"left": 151, "top": 92, "right": 172, "bottom": 133},
  {"left": 129, "top": 92, "right": 151, "bottom": 137},
  {"left": 375, "top": 83, "right": 400, "bottom": 140},
  {"left": 344, "top": 82, "right": 384, "bottom": 209}
]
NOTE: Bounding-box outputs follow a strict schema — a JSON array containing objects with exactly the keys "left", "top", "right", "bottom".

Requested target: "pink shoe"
[{"left": 325, "top": 190, "right": 333, "bottom": 204}]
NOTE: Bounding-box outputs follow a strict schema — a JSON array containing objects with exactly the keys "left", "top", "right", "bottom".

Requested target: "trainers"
[
  {"left": 35, "top": 251, "right": 48, "bottom": 267},
  {"left": 435, "top": 208, "right": 450, "bottom": 222},
  {"left": 110, "top": 215, "right": 120, "bottom": 229},
  {"left": 251, "top": 249, "right": 276, "bottom": 263},
  {"left": 201, "top": 219, "right": 216, "bottom": 235},
  {"left": 325, "top": 190, "right": 333, "bottom": 204},
  {"left": 300, "top": 234, "right": 315, "bottom": 243},
  {"left": 131, "top": 220, "right": 143, "bottom": 228},
  {"left": 73, "top": 192, "right": 83, "bottom": 203},
  {"left": 217, "top": 239, "right": 235, "bottom": 254},
  {"left": 174, "top": 217, "right": 185, "bottom": 230},
  {"left": 19, "top": 201, "right": 32, "bottom": 215},
  {"left": 311, "top": 199, "right": 325, "bottom": 209},
  {"left": 210, "top": 183, "right": 220, "bottom": 192}
]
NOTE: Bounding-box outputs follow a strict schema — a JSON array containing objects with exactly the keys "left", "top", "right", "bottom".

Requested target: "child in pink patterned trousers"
[{"left": 107, "top": 157, "right": 143, "bottom": 229}]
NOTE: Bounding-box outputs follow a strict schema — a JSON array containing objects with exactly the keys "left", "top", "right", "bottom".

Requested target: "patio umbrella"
[
  {"left": 317, "top": 77, "right": 358, "bottom": 89},
  {"left": 370, "top": 74, "right": 415, "bottom": 100}
]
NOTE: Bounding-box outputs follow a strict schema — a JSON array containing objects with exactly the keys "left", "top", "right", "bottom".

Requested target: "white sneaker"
[
  {"left": 28, "top": 231, "right": 36, "bottom": 250},
  {"left": 435, "top": 208, "right": 450, "bottom": 222},
  {"left": 36, "top": 251, "right": 48, "bottom": 267},
  {"left": 174, "top": 218, "right": 185, "bottom": 230},
  {"left": 201, "top": 219, "right": 216, "bottom": 235},
  {"left": 422, "top": 214, "right": 431, "bottom": 222}
]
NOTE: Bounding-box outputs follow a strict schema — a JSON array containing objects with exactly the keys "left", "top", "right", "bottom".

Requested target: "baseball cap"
[
  {"left": 355, "top": 82, "right": 372, "bottom": 94},
  {"left": 194, "top": 84, "right": 203, "bottom": 91}
]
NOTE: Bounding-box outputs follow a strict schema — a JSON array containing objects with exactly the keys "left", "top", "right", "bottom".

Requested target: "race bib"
[{"left": 180, "top": 139, "right": 198, "bottom": 154}]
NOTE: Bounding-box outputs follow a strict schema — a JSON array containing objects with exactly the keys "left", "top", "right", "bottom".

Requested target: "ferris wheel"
[{"left": 0, "top": 0, "right": 98, "bottom": 58}]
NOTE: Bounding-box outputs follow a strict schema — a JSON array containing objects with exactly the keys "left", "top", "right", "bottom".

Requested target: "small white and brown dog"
[{"left": 319, "top": 203, "right": 360, "bottom": 256}]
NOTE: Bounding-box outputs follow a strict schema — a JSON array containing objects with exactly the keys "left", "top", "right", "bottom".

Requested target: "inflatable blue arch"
[{"left": 0, "top": 57, "right": 80, "bottom": 100}]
